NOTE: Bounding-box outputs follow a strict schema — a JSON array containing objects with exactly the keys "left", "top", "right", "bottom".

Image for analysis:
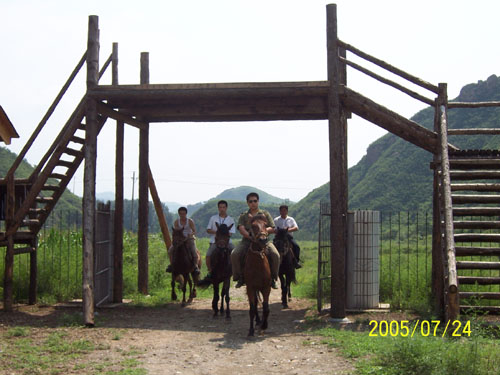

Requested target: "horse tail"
[{"left": 196, "top": 276, "right": 212, "bottom": 289}]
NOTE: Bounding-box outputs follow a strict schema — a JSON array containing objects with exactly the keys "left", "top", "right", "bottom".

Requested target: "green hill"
[
  {"left": 292, "top": 75, "right": 500, "bottom": 240},
  {"left": 213, "top": 186, "right": 290, "bottom": 205},
  {"left": 190, "top": 198, "right": 280, "bottom": 240}
]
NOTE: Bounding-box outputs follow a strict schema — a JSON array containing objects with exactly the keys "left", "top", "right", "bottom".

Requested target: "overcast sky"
[{"left": 2, "top": 0, "right": 500, "bottom": 205}]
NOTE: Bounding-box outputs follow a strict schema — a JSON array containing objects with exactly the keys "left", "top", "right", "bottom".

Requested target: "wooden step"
[
  {"left": 78, "top": 123, "right": 86, "bottom": 130},
  {"left": 453, "top": 207, "right": 500, "bottom": 216},
  {"left": 458, "top": 276, "right": 500, "bottom": 285},
  {"left": 454, "top": 220, "right": 500, "bottom": 230},
  {"left": 13, "top": 247, "right": 35, "bottom": 255},
  {"left": 455, "top": 233, "right": 500, "bottom": 243},
  {"left": 28, "top": 208, "right": 46, "bottom": 215},
  {"left": 49, "top": 173, "right": 68, "bottom": 180},
  {"left": 451, "top": 170, "right": 500, "bottom": 180},
  {"left": 70, "top": 135, "right": 85, "bottom": 144},
  {"left": 451, "top": 149, "right": 500, "bottom": 157},
  {"left": 452, "top": 194, "right": 500, "bottom": 204},
  {"left": 35, "top": 196, "right": 53, "bottom": 203},
  {"left": 449, "top": 158, "right": 500, "bottom": 169},
  {"left": 451, "top": 183, "right": 500, "bottom": 192},
  {"left": 460, "top": 292, "right": 500, "bottom": 300},
  {"left": 64, "top": 147, "right": 83, "bottom": 157},
  {"left": 56, "top": 160, "right": 75, "bottom": 168},
  {"left": 41, "top": 185, "right": 59, "bottom": 191},
  {"left": 460, "top": 305, "right": 500, "bottom": 313},
  {"left": 21, "top": 219, "right": 40, "bottom": 227},
  {"left": 456, "top": 246, "right": 500, "bottom": 256},
  {"left": 456, "top": 261, "right": 500, "bottom": 270}
]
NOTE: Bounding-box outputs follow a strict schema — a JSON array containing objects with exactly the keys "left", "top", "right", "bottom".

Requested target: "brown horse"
[
  {"left": 197, "top": 222, "right": 234, "bottom": 319},
  {"left": 244, "top": 214, "right": 271, "bottom": 337},
  {"left": 170, "top": 227, "right": 201, "bottom": 307},
  {"left": 273, "top": 228, "right": 296, "bottom": 309}
]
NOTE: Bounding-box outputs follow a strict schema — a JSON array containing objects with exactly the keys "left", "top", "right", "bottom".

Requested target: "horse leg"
[
  {"left": 279, "top": 274, "right": 288, "bottom": 309},
  {"left": 187, "top": 275, "right": 194, "bottom": 304},
  {"left": 212, "top": 282, "right": 220, "bottom": 317},
  {"left": 181, "top": 277, "right": 188, "bottom": 307},
  {"left": 261, "top": 297, "right": 270, "bottom": 331},
  {"left": 223, "top": 278, "right": 231, "bottom": 320},
  {"left": 254, "top": 291, "right": 261, "bottom": 326},
  {"left": 171, "top": 277, "right": 177, "bottom": 301},
  {"left": 248, "top": 294, "right": 258, "bottom": 337}
]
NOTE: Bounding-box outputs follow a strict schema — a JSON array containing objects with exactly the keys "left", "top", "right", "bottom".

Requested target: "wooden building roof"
[{"left": 0, "top": 105, "right": 19, "bottom": 144}]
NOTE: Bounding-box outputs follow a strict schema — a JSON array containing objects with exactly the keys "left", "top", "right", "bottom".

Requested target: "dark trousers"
[{"left": 288, "top": 234, "right": 300, "bottom": 261}]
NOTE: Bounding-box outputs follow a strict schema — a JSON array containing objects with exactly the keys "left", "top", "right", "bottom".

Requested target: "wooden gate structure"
[{"left": 2, "top": 4, "right": 500, "bottom": 325}]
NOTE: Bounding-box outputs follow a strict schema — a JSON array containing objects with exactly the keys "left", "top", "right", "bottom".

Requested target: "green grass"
[
  {"left": 0, "top": 327, "right": 147, "bottom": 375},
  {"left": 313, "top": 319, "right": 500, "bottom": 375}
]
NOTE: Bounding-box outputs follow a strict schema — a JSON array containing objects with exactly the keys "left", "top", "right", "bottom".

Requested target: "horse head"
[
  {"left": 171, "top": 226, "right": 187, "bottom": 249},
  {"left": 249, "top": 214, "right": 269, "bottom": 249},
  {"left": 275, "top": 227, "right": 289, "bottom": 241},
  {"left": 215, "top": 222, "right": 234, "bottom": 249}
]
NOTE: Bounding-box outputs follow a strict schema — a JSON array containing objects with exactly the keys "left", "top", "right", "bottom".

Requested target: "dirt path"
[
  {"left": 125, "top": 288, "right": 353, "bottom": 375},
  {"left": 0, "top": 288, "right": 354, "bottom": 374}
]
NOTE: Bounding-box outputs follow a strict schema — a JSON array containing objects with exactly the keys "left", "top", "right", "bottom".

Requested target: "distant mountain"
[
  {"left": 190, "top": 198, "right": 280, "bottom": 240},
  {"left": 214, "top": 186, "right": 291, "bottom": 204},
  {"left": 291, "top": 75, "right": 500, "bottom": 240}
]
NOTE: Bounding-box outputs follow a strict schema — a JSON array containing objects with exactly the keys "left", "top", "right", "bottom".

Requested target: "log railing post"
[
  {"left": 327, "top": 3, "right": 348, "bottom": 319},
  {"left": 112, "top": 42, "right": 124, "bottom": 303},
  {"left": 83, "top": 15, "right": 99, "bottom": 326},
  {"left": 138, "top": 52, "right": 150, "bottom": 295}
]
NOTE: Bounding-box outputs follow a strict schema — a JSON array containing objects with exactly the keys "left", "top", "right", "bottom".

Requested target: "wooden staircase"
[
  {"left": 449, "top": 150, "right": 500, "bottom": 313},
  {"left": 0, "top": 103, "right": 107, "bottom": 245}
]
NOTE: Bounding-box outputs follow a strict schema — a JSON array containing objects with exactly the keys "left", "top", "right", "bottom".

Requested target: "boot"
[
  {"left": 193, "top": 265, "right": 201, "bottom": 276},
  {"left": 271, "top": 279, "right": 278, "bottom": 289},
  {"left": 294, "top": 258, "right": 302, "bottom": 269},
  {"left": 165, "top": 264, "right": 173, "bottom": 273},
  {"left": 235, "top": 279, "right": 245, "bottom": 288}
]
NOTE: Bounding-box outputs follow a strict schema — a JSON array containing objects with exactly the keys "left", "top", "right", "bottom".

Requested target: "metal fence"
[{"left": 318, "top": 203, "right": 432, "bottom": 312}]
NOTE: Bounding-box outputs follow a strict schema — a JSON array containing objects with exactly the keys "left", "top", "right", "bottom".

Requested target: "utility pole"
[{"left": 130, "top": 171, "right": 136, "bottom": 232}]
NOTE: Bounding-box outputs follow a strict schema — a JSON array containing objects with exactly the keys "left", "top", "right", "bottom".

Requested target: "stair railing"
[
  {"left": 6, "top": 51, "right": 87, "bottom": 181},
  {"left": 436, "top": 84, "right": 459, "bottom": 321}
]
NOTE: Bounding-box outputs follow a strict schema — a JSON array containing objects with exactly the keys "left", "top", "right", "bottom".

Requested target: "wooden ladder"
[{"left": 449, "top": 149, "right": 500, "bottom": 313}]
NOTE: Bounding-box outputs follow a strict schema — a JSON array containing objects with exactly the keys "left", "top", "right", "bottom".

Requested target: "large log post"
[
  {"left": 112, "top": 43, "right": 124, "bottom": 303},
  {"left": 149, "top": 168, "right": 172, "bottom": 249},
  {"left": 327, "top": 4, "right": 348, "bottom": 319},
  {"left": 83, "top": 15, "right": 99, "bottom": 326},
  {"left": 3, "top": 174, "right": 15, "bottom": 311},
  {"left": 137, "top": 52, "right": 150, "bottom": 294}
]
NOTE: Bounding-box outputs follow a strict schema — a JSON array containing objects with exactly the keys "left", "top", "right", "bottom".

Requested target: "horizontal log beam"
[
  {"left": 457, "top": 261, "right": 500, "bottom": 270},
  {"left": 456, "top": 246, "right": 500, "bottom": 256},
  {"left": 448, "top": 128, "right": 500, "bottom": 135},
  {"left": 451, "top": 183, "right": 500, "bottom": 192},
  {"left": 448, "top": 101, "right": 500, "bottom": 108}
]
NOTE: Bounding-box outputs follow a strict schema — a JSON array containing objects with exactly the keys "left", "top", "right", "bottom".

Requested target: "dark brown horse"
[
  {"left": 244, "top": 214, "right": 271, "bottom": 337},
  {"left": 197, "top": 222, "right": 234, "bottom": 319},
  {"left": 273, "top": 228, "right": 296, "bottom": 309},
  {"left": 170, "top": 227, "right": 201, "bottom": 307}
]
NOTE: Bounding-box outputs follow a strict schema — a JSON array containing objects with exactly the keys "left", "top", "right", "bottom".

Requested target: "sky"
[{"left": 2, "top": 0, "right": 500, "bottom": 205}]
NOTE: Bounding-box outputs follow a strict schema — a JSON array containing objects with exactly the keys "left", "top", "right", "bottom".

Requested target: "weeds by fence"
[{"left": 3, "top": 210, "right": 498, "bottom": 312}]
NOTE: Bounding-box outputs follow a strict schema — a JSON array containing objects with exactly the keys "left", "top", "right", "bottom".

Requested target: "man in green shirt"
[{"left": 231, "top": 192, "right": 280, "bottom": 289}]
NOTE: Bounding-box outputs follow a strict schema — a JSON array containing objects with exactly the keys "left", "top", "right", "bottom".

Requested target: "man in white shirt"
[
  {"left": 205, "top": 200, "right": 236, "bottom": 279},
  {"left": 274, "top": 205, "right": 302, "bottom": 269}
]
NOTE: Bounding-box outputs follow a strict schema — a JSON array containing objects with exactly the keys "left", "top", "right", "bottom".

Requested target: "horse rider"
[
  {"left": 274, "top": 204, "right": 302, "bottom": 269},
  {"left": 166, "top": 206, "right": 200, "bottom": 276},
  {"left": 231, "top": 192, "right": 280, "bottom": 289},
  {"left": 205, "top": 200, "right": 236, "bottom": 280}
]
